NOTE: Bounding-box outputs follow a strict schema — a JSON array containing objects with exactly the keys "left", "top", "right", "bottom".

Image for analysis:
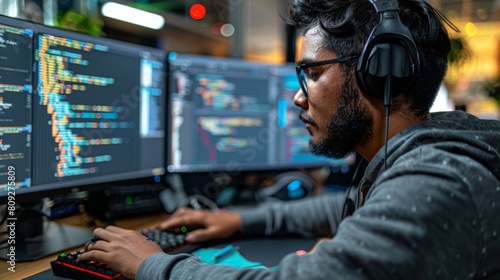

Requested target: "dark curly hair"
[{"left": 288, "top": 0, "right": 451, "bottom": 116}]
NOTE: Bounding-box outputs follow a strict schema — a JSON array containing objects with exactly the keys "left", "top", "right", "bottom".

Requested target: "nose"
[{"left": 293, "top": 89, "right": 308, "bottom": 109}]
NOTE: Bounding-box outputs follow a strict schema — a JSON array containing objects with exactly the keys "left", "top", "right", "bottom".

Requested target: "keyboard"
[{"left": 50, "top": 228, "right": 202, "bottom": 280}]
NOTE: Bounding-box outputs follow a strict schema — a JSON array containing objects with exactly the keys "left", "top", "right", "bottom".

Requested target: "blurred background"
[{"left": 1, "top": 0, "right": 500, "bottom": 119}]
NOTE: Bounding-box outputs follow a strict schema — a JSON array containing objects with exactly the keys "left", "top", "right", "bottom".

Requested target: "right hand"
[{"left": 158, "top": 208, "right": 241, "bottom": 243}]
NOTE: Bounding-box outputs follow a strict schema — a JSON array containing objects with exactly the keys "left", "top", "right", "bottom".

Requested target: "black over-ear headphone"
[{"left": 356, "top": 0, "right": 420, "bottom": 105}]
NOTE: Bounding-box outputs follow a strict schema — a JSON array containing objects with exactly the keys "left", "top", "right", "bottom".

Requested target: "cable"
[
  {"left": 340, "top": 157, "right": 368, "bottom": 219},
  {"left": 179, "top": 195, "right": 220, "bottom": 211},
  {"left": 383, "top": 75, "right": 392, "bottom": 171}
]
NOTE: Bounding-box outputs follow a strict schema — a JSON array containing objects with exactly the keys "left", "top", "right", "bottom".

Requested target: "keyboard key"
[{"left": 51, "top": 228, "right": 202, "bottom": 279}]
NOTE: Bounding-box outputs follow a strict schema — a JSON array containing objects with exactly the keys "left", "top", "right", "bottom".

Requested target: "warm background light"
[{"left": 101, "top": 2, "right": 165, "bottom": 30}]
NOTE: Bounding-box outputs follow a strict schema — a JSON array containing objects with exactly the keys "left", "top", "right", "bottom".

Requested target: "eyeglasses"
[{"left": 295, "top": 56, "right": 357, "bottom": 98}]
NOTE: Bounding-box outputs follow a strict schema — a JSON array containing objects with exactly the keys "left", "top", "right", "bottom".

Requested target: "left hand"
[{"left": 77, "top": 225, "right": 163, "bottom": 279}]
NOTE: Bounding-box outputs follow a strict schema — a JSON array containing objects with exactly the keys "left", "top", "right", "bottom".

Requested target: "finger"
[
  {"left": 104, "top": 225, "right": 131, "bottom": 234},
  {"left": 158, "top": 216, "right": 190, "bottom": 230},
  {"left": 77, "top": 249, "right": 107, "bottom": 263},
  {"left": 166, "top": 207, "right": 194, "bottom": 218},
  {"left": 84, "top": 241, "right": 92, "bottom": 252},
  {"left": 92, "top": 227, "right": 115, "bottom": 242},
  {"left": 85, "top": 239, "right": 112, "bottom": 253},
  {"left": 103, "top": 225, "right": 121, "bottom": 231},
  {"left": 159, "top": 211, "right": 202, "bottom": 230},
  {"left": 186, "top": 227, "right": 218, "bottom": 242},
  {"left": 158, "top": 208, "right": 189, "bottom": 229}
]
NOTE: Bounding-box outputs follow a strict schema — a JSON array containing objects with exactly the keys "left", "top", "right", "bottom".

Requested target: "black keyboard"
[
  {"left": 51, "top": 228, "right": 202, "bottom": 280},
  {"left": 141, "top": 228, "right": 202, "bottom": 253}
]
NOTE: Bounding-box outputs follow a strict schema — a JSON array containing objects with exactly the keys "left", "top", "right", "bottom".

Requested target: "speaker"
[
  {"left": 356, "top": 0, "right": 420, "bottom": 103},
  {"left": 255, "top": 171, "right": 315, "bottom": 202}
]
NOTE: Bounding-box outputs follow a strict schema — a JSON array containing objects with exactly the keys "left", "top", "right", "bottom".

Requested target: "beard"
[{"left": 308, "top": 79, "right": 373, "bottom": 159}]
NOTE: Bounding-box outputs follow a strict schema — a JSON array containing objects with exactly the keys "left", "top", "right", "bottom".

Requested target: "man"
[{"left": 78, "top": 0, "right": 500, "bottom": 279}]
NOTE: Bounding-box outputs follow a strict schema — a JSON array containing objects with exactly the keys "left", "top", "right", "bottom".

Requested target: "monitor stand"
[{"left": 0, "top": 201, "right": 94, "bottom": 262}]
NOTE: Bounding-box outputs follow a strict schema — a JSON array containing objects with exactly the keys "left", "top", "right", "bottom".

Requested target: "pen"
[{"left": 211, "top": 244, "right": 237, "bottom": 263}]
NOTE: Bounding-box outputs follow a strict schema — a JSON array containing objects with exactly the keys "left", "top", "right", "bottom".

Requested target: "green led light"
[
  {"left": 125, "top": 197, "right": 132, "bottom": 205},
  {"left": 181, "top": 226, "right": 187, "bottom": 233}
]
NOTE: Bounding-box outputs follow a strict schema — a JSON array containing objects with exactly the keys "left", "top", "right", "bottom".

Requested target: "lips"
[{"left": 299, "top": 112, "right": 314, "bottom": 126}]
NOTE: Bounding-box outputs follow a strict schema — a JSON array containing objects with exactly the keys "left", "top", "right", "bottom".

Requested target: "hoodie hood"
[{"left": 365, "top": 110, "right": 500, "bottom": 185}]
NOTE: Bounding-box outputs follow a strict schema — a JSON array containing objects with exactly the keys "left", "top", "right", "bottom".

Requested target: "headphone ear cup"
[
  {"left": 255, "top": 171, "right": 315, "bottom": 202},
  {"left": 357, "top": 40, "right": 415, "bottom": 99},
  {"left": 356, "top": 1, "right": 419, "bottom": 101}
]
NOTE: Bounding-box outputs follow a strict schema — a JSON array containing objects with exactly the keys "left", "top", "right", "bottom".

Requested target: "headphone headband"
[
  {"left": 356, "top": 0, "right": 420, "bottom": 101},
  {"left": 369, "top": 0, "right": 399, "bottom": 13}
]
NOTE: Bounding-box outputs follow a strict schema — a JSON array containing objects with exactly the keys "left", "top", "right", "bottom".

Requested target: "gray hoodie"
[{"left": 138, "top": 110, "right": 500, "bottom": 279}]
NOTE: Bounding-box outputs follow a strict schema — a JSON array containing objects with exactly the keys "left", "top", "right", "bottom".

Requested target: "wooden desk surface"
[{"left": 0, "top": 212, "right": 165, "bottom": 280}]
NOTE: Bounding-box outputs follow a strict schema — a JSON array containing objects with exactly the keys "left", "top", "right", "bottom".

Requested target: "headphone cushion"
[{"left": 357, "top": 40, "right": 415, "bottom": 98}]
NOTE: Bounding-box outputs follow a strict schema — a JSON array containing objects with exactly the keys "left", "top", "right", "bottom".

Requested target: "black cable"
[
  {"left": 340, "top": 157, "right": 368, "bottom": 219},
  {"left": 384, "top": 105, "right": 390, "bottom": 171},
  {"left": 383, "top": 76, "right": 392, "bottom": 172}
]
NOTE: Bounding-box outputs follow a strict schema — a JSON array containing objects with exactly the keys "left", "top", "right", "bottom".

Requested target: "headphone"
[
  {"left": 254, "top": 171, "right": 315, "bottom": 202},
  {"left": 356, "top": 0, "right": 420, "bottom": 106}
]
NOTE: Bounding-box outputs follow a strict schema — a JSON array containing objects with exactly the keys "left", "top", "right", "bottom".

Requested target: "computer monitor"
[
  {"left": 166, "top": 52, "right": 349, "bottom": 174},
  {"left": 0, "top": 14, "right": 167, "bottom": 260},
  {"left": 0, "top": 15, "right": 35, "bottom": 200}
]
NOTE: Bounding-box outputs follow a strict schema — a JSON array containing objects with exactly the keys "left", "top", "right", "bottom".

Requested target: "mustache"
[{"left": 299, "top": 110, "right": 316, "bottom": 126}]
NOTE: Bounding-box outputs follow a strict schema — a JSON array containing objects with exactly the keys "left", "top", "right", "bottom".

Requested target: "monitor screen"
[
  {"left": 0, "top": 15, "right": 167, "bottom": 204},
  {"left": 166, "top": 53, "right": 348, "bottom": 173},
  {"left": 0, "top": 15, "right": 36, "bottom": 203}
]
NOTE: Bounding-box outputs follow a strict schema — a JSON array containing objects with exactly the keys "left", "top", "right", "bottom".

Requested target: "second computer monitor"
[{"left": 166, "top": 53, "right": 347, "bottom": 173}]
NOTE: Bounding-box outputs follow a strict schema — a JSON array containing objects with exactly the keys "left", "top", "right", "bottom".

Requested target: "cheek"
[
  {"left": 316, "top": 108, "right": 336, "bottom": 129},
  {"left": 309, "top": 99, "right": 337, "bottom": 130},
  {"left": 308, "top": 82, "right": 340, "bottom": 124}
]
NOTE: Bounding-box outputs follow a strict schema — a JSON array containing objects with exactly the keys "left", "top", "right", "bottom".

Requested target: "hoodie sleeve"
[{"left": 238, "top": 192, "right": 345, "bottom": 237}]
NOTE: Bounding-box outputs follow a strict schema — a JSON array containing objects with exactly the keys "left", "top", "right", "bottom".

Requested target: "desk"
[{"left": 1, "top": 213, "right": 318, "bottom": 280}]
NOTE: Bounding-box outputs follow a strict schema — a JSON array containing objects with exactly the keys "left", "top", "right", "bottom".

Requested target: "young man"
[{"left": 78, "top": 0, "right": 500, "bottom": 279}]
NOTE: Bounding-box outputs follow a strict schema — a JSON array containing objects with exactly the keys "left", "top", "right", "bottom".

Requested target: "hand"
[
  {"left": 159, "top": 208, "right": 241, "bottom": 242},
  {"left": 77, "top": 226, "right": 163, "bottom": 279}
]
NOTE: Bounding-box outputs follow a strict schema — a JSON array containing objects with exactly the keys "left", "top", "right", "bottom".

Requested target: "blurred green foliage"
[
  {"left": 483, "top": 78, "right": 500, "bottom": 104},
  {"left": 448, "top": 37, "right": 472, "bottom": 67},
  {"left": 57, "top": 9, "right": 103, "bottom": 36}
]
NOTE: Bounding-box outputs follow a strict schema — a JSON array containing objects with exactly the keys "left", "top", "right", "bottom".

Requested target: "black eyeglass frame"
[{"left": 295, "top": 56, "right": 357, "bottom": 98}]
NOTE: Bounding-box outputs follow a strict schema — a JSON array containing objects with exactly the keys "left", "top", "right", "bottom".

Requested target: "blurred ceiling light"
[
  {"left": 465, "top": 22, "right": 477, "bottom": 36},
  {"left": 101, "top": 2, "right": 165, "bottom": 30},
  {"left": 220, "top": 23, "right": 235, "bottom": 37},
  {"left": 189, "top": 4, "right": 206, "bottom": 20}
]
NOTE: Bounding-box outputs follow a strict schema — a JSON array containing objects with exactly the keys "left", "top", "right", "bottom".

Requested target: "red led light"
[
  {"left": 59, "top": 262, "right": 120, "bottom": 279},
  {"left": 189, "top": 4, "right": 206, "bottom": 20}
]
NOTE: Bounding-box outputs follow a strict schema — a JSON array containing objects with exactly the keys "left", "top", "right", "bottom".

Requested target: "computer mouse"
[{"left": 254, "top": 171, "right": 315, "bottom": 202}]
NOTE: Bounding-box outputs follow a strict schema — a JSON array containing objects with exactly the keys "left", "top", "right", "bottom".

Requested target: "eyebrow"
[{"left": 296, "top": 58, "right": 316, "bottom": 65}]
